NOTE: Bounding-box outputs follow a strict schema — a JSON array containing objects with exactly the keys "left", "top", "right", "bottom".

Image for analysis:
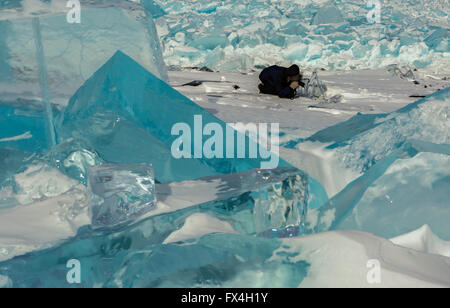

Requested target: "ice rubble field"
[
  {"left": 154, "top": 0, "right": 449, "bottom": 72},
  {"left": 0, "top": 0, "right": 449, "bottom": 288}
]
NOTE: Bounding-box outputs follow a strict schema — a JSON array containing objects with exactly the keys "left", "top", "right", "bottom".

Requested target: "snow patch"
[
  {"left": 14, "top": 164, "right": 80, "bottom": 205},
  {"left": 271, "top": 231, "right": 450, "bottom": 288},
  {"left": 391, "top": 225, "right": 450, "bottom": 258},
  {"left": 163, "top": 213, "right": 237, "bottom": 244},
  {"left": 0, "top": 188, "right": 89, "bottom": 262}
]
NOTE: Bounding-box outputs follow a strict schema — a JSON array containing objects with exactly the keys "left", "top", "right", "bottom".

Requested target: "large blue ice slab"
[
  {"left": 156, "top": 167, "right": 328, "bottom": 236},
  {"left": 57, "top": 107, "right": 219, "bottom": 184},
  {"left": 303, "top": 88, "right": 450, "bottom": 239},
  {"left": 57, "top": 51, "right": 290, "bottom": 183},
  {"left": 308, "top": 88, "right": 450, "bottom": 172},
  {"left": 333, "top": 151, "right": 450, "bottom": 239},
  {"left": 0, "top": 1, "right": 168, "bottom": 105},
  {"left": 0, "top": 232, "right": 308, "bottom": 288}
]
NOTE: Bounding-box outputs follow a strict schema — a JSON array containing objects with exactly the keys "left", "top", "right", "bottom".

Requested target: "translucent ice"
[
  {"left": 311, "top": 5, "right": 345, "bottom": 25},
  {"left": 88, "top": 164, "right": 157, "bottom": 229},
  {"left": 0, "top": 166, "right": 328, "bottom": 287},
  {"left": 334, "top": 90, "right": 449, "bottom": 173},
  {"left": 2, "top": 227, "right": 450, "bottom": 287},
  {"left": 0, "top": 148, "right": 33, "bottom": 183},
  {"left": 334, "top": 152, "right": 450, "bottom": 239},
  {"left": 0, "top": 100, "right": 53, "bottom": 153},
  {"left": 424, "top": 28, "right": 449, "bottom": 52},
  {"left": 304, "top": 88, "right": 450, "bottom": 239},
  {"left": 46, "top": 139, "right": 104, "bottom": 185},
  {"left": 13, "top": 163, "right": 80, "bottom": 206},
  {"left": 0, "top": 231, "right": 308, "bottom": 288},
  {"left": 57, "top": 51, "right": 290, "bottom": 183},
  {"left": 157, "top": 167, "right": 328, "bottom": 237},
  {"left": 0, "top": 0, "right": 168, "bottom": 106},
  {"left": 0, "top": 146, "right": 89, "bottom": 209}
]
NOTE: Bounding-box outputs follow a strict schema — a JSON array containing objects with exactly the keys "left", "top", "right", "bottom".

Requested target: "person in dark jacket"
[{"left": 258, "top": 64, "right": 305, "bottom": 99}]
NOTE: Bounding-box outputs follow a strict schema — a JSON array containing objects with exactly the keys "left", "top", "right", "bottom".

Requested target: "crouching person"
[{"left": 258, "top": 64, "right": 305, "bottom": 99}]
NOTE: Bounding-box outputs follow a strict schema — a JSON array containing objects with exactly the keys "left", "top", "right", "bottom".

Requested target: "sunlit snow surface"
[{"left": 0, "top": 0, "right": 449, "bottom": 288}]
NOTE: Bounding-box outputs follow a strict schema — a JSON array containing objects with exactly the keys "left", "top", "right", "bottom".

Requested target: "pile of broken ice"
[{"left": 153, "top": 0, "right": 449, "bottom": 71}]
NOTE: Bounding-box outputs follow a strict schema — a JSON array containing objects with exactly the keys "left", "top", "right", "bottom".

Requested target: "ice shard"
[
  {"left": 424, "top": 28, "right": 449, "bottom": 52},
  {"left": 156, "top": 167, "right": 328, "bottom": 237},
  {"left": 0, "top": 0, "right": 170, "bottom": 161},
  {"left": 310, "top": 88, "right": 449, "bottom": 173},
  {"left": 304, "top": 88, "right": 450, "bottom": 239},
  {"left": 0, "top": 0, "right": 169, "bottom": 106},
  {"left": 334, "top": 151, "right": 450, "bottom": 239},
  {"left": 57, "top": 51, "right": 291, "bottom": 183},
  {"left": 32, "top": 17, "right": 56, "bottom": 148},
  {"left": 0, "top": 142, "right": 93, "bottom": 210},
  {"left": 311, "top": 5, "right": 345, "bottom": 25},
  {"left": 1, "top": 165, "right": 328, "bottom": 276},
  {"left": 46, "top": 138, "right": 104, "bottom": 185}
]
